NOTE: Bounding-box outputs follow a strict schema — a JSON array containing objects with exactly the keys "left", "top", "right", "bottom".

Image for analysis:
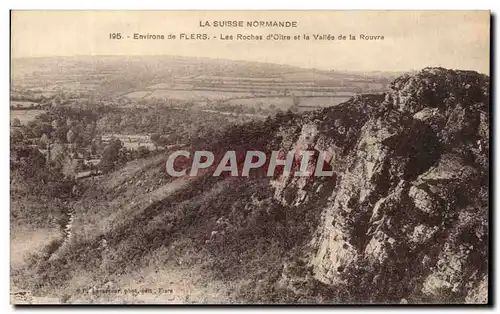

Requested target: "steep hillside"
[
  {"left": 12, "top": 67, "right": 489, "bottom": 304},
  {"left": 273, "top": 68, "right": 489, "bottom": 303}
]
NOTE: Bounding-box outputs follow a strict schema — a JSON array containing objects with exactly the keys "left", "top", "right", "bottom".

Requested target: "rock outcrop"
[{"left": 272, "top": 68, "right": 489, "bottom": 303}]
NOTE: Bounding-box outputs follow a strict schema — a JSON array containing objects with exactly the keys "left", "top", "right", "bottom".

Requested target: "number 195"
[{"left": 109, "top": 33, "right": 122, "bottom": 40}]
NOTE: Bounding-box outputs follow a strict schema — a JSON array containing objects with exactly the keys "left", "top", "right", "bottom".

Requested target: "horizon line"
[{"left": 10, "top": 54, "right": 439, "bottom": 76}]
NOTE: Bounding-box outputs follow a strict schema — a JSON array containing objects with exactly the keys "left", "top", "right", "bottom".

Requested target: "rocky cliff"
[{"left": 272, "top": 67, "right": 489, "bottom": 303}]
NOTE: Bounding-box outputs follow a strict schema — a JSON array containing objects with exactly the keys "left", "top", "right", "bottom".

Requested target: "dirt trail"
[{"left": 60, "top": 207, "right": 74, "bottom": 247}]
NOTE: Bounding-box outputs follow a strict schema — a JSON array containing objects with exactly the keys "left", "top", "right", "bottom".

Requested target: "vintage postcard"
[{"left": 10, "top": 10, "right": 490, "bottom": 304}]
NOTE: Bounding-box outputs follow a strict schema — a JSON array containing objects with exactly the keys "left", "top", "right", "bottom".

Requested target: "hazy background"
[{"left": 11, "top": 10, "right": 490, "bottom": 74}]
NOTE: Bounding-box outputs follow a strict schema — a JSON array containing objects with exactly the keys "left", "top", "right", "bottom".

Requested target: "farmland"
[
  {"left": 119, "top": 69, "right": 388, "bottom": 111},
  {"left": 225, "top": 96, "right": 352, "bottom": 109},
  {"left": 11, "top": 110, "right": 45, "bottom": 124},
  {"left": 11, "top": 56, "right": 395, "bottom": 115},
  {"left": 142, "top": 90, "right": 256, "bottom": 101},
  {"left": 11, "top": 101, "right": 41, "bottom": 109}
]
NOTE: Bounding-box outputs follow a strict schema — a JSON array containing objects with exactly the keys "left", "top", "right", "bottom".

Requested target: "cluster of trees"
[
  {"left": 12, "top": 106, "right": 99, "bottom": 149},
  {"left": 10, "top": 88, "right": 48, "bottom": 103},
  {"left": 97, "top": 105, "right": 243, "bottom": 146},
  {"left": 203, "top": 96, "right": 303, "bottom": 115},
  {"left": 10, "top": 90, "right": 70, "bottom": 107},
  {"left": 204, "top": 101, "right": 273, "bottom": 115},
  {"left": 11, "top": 94, "right": 291, "bottom": 177},
  {"left": 11, "top": 146, "right": 76, "bottom": 198},
  {"left": 96, "top": 138, "right": 153, "bottom": 173},
  {"left": 11, "top": 101, "right": 183, "bottom": 177}
]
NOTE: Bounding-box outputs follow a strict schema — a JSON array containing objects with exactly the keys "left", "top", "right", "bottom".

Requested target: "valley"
[{"left": 9, "top": 58, "right": 489, "bottom": 304}]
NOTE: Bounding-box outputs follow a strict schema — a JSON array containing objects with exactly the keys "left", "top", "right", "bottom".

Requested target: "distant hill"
[{"left": 11, "top": 55, "right": 395, "bottom": 100}]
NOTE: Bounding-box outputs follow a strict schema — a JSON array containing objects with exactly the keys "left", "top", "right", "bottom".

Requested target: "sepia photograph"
[{"left": 9, "top": 10, "right": 490, "bottom": 305}]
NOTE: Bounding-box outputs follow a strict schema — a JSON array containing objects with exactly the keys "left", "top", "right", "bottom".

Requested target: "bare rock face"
[
  {"left": 272, "top": 68, "right": 489, "bottom": 303},
  {"left": 466, "top": 275, "right": 488, "bottom": 304},
  {"left": 272, "top": 123, "right": 321, "bottom": 206},
  {"left": 387, "top": 67, "right": 489, "bottom": 115}
]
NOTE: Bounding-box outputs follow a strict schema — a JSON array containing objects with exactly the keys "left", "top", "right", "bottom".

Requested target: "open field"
[
  {"left": 102, "top": 134, "right": 157, "bottom": 151},
  {"left": 123, "top": 91, "right": 153, "bottom": 99},
  {"left": 11, "top": 101, "right": 40, "bottom": 109},
  {"left": 226, "top": 97, "right": 293, "bottom": 108},
  {"left": 298, "top": 96, "right": 353, "bottom": 107},
  {"left": 143, "top": 90, "right": 256, "bottom": 101},
  {"left": 10, "top": 227, "right": 61, "bottom": 269},
  {"left": 11, "top": 110, "right": 45, "bottom": 124},
  {"left": 122, "top": 142, "right": 157, "bottom": 150},
  {"left": 225, "top": 96, "right": 353, "bottom": 110},
  {"left": 102, "top": 134, "right": 151, "bottom": 142},
  {"left": 116, "top": 68, "right": 383, "bottom": 111}
]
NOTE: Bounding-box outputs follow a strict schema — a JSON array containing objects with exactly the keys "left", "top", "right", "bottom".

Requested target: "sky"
[{"left": 11, "top": 10, "right": 490, "bottom": 74}]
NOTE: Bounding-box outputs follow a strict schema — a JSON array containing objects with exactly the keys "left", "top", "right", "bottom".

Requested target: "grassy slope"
[{"left": 12, "top": 146, "right": 331, "bottom": 303}]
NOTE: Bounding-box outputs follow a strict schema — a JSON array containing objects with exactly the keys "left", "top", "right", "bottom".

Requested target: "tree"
[
  {"left": 150, "top": 133, "right": 161, "bottom": 150},
  {"left": 150, "top": 133, "right": 169, "bottom": 150},
  {"left": 137, "top": 146, "right": 150, "bottom": 159},
  {"left": 39, "top": 133, "right": 50, "bottom": 149},
  {"left": 51, "top": 119, "right": 60, "bottom": 129},
  {"left": 27, "top": 120, "right": 53, "bottom": 139},
  {"left": 99, "top": 138, "right": 123, "bottom": 173},
  {"left": 53, "top": 125, "right": 69, "bottom": 144},
  {"left": 67, "top": 129, "right": 77, "bottom": 144},
  {"left": 11, "top": 129, "right": 24, "bottom": 144},
  {"left": 12, "top": 118, "right": 21, "bottom": 127},
  {"left": 52, "top": 95, "right": 62, "bottom": 107},
  {"left": 82, "top": 123, "right": 96, "bottom": 146}
]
